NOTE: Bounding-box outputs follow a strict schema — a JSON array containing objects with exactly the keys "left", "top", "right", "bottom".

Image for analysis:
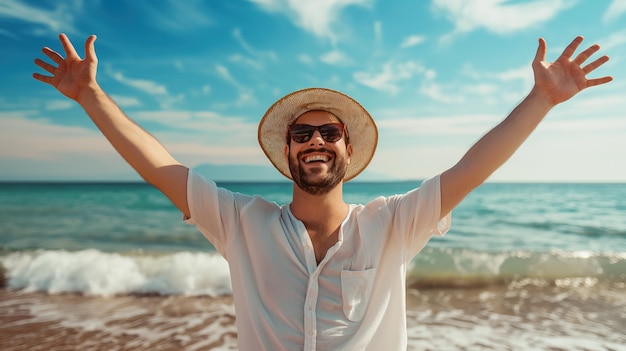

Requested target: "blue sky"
[{"left": 1, "top": 0, "right": 625, "bottom": 182}]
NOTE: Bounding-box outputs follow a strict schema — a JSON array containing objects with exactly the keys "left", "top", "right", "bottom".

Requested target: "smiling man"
[
  {"left": 287, "top": 112, "right": 351, "bottom": 196},
  {"left": 34, "top": 33, "right": 611, "bottom": 350}
]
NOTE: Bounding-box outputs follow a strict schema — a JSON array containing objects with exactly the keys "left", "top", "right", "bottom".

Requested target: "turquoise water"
[{"left": 1, "top": 181, "right": 625, "bottom": 294}]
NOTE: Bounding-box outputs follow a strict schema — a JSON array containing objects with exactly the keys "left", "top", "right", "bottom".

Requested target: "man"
[{"left": 33, "top": 34, "right": 611, "bottom": 350}]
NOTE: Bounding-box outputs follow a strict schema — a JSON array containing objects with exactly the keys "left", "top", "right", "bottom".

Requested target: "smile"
[{"left": 303, "top": 154, "right": 330, "bottom": 163}]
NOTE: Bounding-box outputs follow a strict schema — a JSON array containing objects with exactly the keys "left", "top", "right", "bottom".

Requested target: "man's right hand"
[{"left": 33, "top": 33, "right": 98, "bottom": 104}]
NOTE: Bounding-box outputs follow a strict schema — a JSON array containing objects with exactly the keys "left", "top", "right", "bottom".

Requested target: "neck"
[
  {"left": 290, "top": 182, "right": 348, "bottom": 226},
  {"left": 290, "top": 182, "right": 349, "bottom": 265}
]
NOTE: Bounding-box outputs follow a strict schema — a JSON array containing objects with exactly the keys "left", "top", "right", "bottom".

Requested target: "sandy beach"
[
  {"left": 2, "top": 282, "right": 625, "bottom": 351},
  {"left": 1, "top": 290, "right": 238, "bottom": 351}
]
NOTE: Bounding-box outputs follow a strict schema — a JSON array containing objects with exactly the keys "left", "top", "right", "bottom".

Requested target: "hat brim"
[{"left": 258, "top": 88, "right": 378, "bottom": 181}]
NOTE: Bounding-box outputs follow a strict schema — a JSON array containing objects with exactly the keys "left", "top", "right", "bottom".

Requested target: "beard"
[{"left": 288, "top": 148, "right": 348, "bottom": 196}]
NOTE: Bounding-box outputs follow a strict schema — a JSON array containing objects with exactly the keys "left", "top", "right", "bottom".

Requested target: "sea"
[{"left": 1, "top": 181, "right": 625, "bottom": 350}]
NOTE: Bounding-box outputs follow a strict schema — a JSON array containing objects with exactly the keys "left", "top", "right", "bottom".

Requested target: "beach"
[
  {"left": 0, "top": 290, "right": 237, "bottom": 350},
  {"left": 2, "top": 281, "right": 625, "bottom": 350},
  {"left": 1, "top": 181, "right": 626, "bottom": 350}
]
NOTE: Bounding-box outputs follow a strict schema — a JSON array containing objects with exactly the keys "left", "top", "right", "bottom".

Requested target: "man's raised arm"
[
  {"left": 440, "top": 36, "right": 613, "bottom": 218},
  {"left": 34, "top": 34, "right": 190, "bottom": 217}
]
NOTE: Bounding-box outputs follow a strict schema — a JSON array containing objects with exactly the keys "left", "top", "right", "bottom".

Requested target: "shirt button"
[{"left": 308, "top": 330, "right": 314, "bottom": 336}]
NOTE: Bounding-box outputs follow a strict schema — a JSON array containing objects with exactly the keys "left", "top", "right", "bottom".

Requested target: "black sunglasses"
[{"left": 288, "top": 123, "right": 346, "bottom": 144}]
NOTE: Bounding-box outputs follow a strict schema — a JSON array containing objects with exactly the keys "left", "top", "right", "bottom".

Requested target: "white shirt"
[{"left": 184, "top": 171, "right": 450, "bottom": 350}]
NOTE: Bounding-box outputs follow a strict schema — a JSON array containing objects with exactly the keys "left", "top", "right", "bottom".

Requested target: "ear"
[
  {"left": 346, "top": 143, "right": 353, "bottom": 164},
  {"left": 284, "top": 144, "right": 289, "bottom": 160}
]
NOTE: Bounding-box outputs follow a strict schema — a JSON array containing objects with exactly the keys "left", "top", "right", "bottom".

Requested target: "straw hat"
[{"left": 258, "top": 87, "right": 378, "bottom": 181}]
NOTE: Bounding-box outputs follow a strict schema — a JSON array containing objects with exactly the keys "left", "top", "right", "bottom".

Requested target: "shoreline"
[
  {"left": 2, "top": 283, "right": 624, "bottom": 351},
  {"left": 1, "top": 290, "right": 237, "bottom": 351}
]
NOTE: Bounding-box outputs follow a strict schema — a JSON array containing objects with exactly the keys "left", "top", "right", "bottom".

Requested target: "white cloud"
[
  {"left": 600, "top": 29, "right": 626, "bottom": 51},
  {"left": 497, "top": 65, "right": 534, "bottom": 92},
  {"left": 102, "top": 67, "right": 185, "bottom": 110},
  {"left": 133, "top": 110, "right": 253, "bottom": 133},
  {"left": 0, "top": 27, "right": 17, "bottom": 38},
  {"left": 370, "top": 94, "right": 626, "bottom": 182},
  {"left": 555, "top": 91, "right": 626, "bottom": 119},
  {"left": 0, "top": 112, "right": 114, "bottom": 161},
  {"left": 461, "top": 63, "right": 530, "bottom": 83},
  {"left": 235, "top": 91, "right": 258, "bottom": 107},
  {"left": 230, "top": 54, "right": 264, "bottom": 70},
  {"left": 400, "top": 35, "right": 426, "bottom": 48},
  {"left": 214, "top": 65, "right": 257, "bottom": 107},
  {"left": 413, "top": 62, "right": 528, "bottom": 105},
  {"left": 432, "top": 0, "right": 574, "bottom": 38},
  {"left": 354, "top": 60, "right": 426, "bottom": 94},
  {"left": 0, "top": 0, "right": 79, "bottom": 34},
  {"left": 135, "top": 1, "right": 213, "bottom": 32},
  {"left": 456, "top": 63, "right": 533, "bottom": 101},
  {"left": 419, "top": 79, "right": 466, "bottom": 104},
  {"left": 130, "top": 110, "right": 263, "bottom": 164},
  {"left": 374, "top": 21, "right": 382, "bottom": 42},
  {"left": 109, "top": 70, "right": 168, "bottom": 95},
  {"left": 299, "top": 54, "right": 314, "bottom": 65},
  {"left": 462, "top": 83, "right": 499, "bottom": 96},
  {"left": 603, "top": 0, "right": 626, "bottom": 23},
  {"left": 247, "top": 0, "right": 371, "bottom": 42},
  {"left": 232, "top": 28, "right": 277, "bottom": 62},
  {"left": 320, "top": 50, "right": 352, "bottom": 65},
  {"left": 45, "top": 99, "right": 74, "bottom": 111},
  {"left": 216, "top": 64, "right": 241, "bottom": 88},
  {"left": 495, "top": 65, "right": 532, "bottom": 82},
  {"left": 378, "top": 114, "right": 498, "bottom": 136},
  {"left": 0, "top": 113, "right": 138, "bottom": 181},
  {"left": 228, "top": 28, "right": 278, "bottom": 76},
  {"left": 109, "top": 95, "right": 142, "bottom": 108},
  {"left": 0, "top": 111, "right": 264, "bottom": 180}
]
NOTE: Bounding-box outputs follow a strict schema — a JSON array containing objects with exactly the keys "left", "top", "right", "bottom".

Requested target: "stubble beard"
[{"left": 288, "top": 148, "right": 348, "bottom": 196}]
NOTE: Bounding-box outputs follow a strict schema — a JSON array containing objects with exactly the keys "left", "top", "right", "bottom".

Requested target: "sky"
[{"left": 1, "top": 0, "right": 625, "bottom": 182}]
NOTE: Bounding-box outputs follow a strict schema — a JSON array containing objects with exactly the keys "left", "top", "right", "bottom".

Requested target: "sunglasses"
[{"left": 288, "top": 123, "right": 346, "bottom": 144}]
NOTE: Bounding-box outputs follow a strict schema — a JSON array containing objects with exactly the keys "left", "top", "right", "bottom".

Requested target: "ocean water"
[{"left": 1, "top": 181, "right": 625, "bottom": 350}]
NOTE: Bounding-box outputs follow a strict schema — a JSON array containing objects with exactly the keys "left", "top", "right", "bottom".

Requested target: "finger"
[
  {"left": 34, "top": 58, "right": 57, "bottom": 74},
  {"left": 558, "top": 36, "right": 584, "bottom": 60},
  {"left": 586, "top": 76, "right": 613, "bottom": 88},
  {"left": 59, "top": 33, "right": 80, "bottom": 59},
  {"left": 573, "top": 44, "right": 600, "bottom": 66},
  {"left": 84, "top": 35, "right": 98, "bottom": 62},
  {"left": 533, "top": 37, "right": 547, "bottom": 63},
  {"left": 42, "top": 47, "right": 65, "bottom": 65},
  {"left": 32, "top": 72, "right": 53, "bottom": 85},
  {"left": 582, "top": 55, "right": 610, "bottom": 74}
]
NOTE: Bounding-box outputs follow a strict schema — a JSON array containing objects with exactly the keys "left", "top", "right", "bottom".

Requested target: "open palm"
[
  {"left": 532, "top": 36, "right": 612, "bottom": 105},
  {"left": 33, "top": 34, "right": 98, "bottom": 102}
]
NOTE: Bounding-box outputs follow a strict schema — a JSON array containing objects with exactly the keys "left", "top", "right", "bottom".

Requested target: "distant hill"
[
  {"left": 192, "top": 163, "right": 395, "bottom": 182},
  {"left": 192, "top": 163, "right": 285, "bottom": 182}
]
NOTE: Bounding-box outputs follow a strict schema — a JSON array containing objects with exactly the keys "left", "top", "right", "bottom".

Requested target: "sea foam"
[
  {"left": 2, "top": 248, "right": 625, "bottom": 296},
  {"left": 1, "top": 250, "right": 231, "bottom": 297}
]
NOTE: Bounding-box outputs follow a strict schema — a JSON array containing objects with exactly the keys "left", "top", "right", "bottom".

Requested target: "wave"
[
  {"left": 408, "top": 247, "right": 626, "bottom": 289},
  {"left": 1, "top": 248, "right": 625, "bottom": 297},
  {"left": 0, "top": 249, "right": 231, "bottom": 297}
]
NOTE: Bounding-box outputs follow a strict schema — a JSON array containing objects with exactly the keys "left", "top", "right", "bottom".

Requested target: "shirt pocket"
[{"left": 340, "top": 268, "right": 376, "bottom": 322}]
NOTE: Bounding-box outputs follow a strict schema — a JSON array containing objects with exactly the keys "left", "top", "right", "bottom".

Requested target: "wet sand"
[
  {"left": 1, "top": 291, "right": 238, "bottom": 351},
  {"left": 1, "top": 283, "right": 625, "bottom": 351}
]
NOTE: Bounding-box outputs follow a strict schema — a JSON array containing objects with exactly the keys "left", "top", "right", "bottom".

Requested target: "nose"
[{"left": 308, "top": 130, "right": 325, "bottom": 145}]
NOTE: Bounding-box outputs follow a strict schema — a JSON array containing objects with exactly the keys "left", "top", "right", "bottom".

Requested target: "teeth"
[{"left": 304, "top": 155, "right": 329, "bottom": 163}]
